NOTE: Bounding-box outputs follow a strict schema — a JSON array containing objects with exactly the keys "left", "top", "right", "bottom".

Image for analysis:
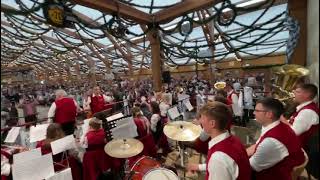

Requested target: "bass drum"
[
  {"left": 126, "top": 156, "right": 161, "bottom": 180},
  {"left": 143, "top": 167, "right": 179, "bottom": 180}
]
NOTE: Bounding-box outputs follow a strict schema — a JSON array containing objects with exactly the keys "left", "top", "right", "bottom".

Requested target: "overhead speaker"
[{"left": 162, "top": 71, "right": 171, "bottom": 83}]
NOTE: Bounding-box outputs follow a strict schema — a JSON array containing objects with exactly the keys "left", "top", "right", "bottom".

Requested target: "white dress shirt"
[
  {"left": 250, "top": 121, "right": 289, "bottom": 172},
  {"left": 243, "top": 86, "right": 254, "bottom": 110},
  {"left": 228, "top": 90, "right": 243, "bottom": 117},
  {"left": 84, "top": 94, "right": 108, "bottom": 107},
  {"left": 1, "top": 154, "right": 10, "bottom": 176},
  {"left": 198, "top": 132, "right": 239, "bottom": 180},
  {"left": 159, "top": 102, "right": 170, "bottom": 117},
  {"left": 150, "top": 114, "right": 161, "bottom": 132},
  {"left": 291, "top": 101, "right": 319, "bottom": 136}
]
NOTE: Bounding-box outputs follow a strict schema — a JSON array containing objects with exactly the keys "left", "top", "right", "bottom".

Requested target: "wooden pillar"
[
  {"left": 148, "top": 28, "right": 162, "bottom": 92},
  {"left": 288, "top": 0, "right": 307, "bottom": 65}
]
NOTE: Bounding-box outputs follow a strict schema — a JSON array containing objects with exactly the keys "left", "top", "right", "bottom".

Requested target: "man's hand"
[
  {"left": 187, "top": 163, "right": 200, "bottom": 173},
  {"left": 246, "top": 144, "right": 256, "bottom": 157}
]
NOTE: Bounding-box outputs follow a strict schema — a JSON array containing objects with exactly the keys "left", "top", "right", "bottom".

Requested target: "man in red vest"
[
  {"left": 187, "top": 101, "right": 251, "bottom": 180},
  {"left": 86, "top": 86, "right": 112, "bottom": 116},
  {"left": 48, "top": 89, "right": 78, "bottom": 135},
  {"left": 247, "top": 97, "right": 305, "bottom": 180},
  {"left": 281, "top": 83, "right": 319, "bottom": 149}
]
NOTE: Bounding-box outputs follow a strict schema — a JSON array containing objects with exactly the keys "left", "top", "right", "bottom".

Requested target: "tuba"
[
  {"left": 214, "top": 81, "right": 226, "bottom": 90},
  {"left": 272, "top": 64, "right": 309, "bottom": 103}
]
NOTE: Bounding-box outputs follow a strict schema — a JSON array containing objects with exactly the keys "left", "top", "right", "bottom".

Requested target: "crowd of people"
[{"left": 1, "top": 75, "right": 319, "bottom": 180}]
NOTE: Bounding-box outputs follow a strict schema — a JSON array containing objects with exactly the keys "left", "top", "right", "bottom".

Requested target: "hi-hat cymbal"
[
  {"left": 164, "top": 121, "right": 202, "bottom": 142},
  {"left": 104, "top": 138, "right": 143, "bottom": 158}
]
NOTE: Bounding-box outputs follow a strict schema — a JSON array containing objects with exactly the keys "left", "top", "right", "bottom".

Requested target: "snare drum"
[{"left": 143, "top": 168, "right": 179, "bottom": 180}]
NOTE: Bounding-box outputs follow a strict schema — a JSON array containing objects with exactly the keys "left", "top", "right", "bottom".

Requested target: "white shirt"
[
  {"left": 159, "top": 102, "right": 170, "bottom": 117},
  {"left": 150, "top": 114, "right": 161, "bottom": 132},
  {"left": 85, "top": 94, "right": 108, "bottom": 107},
  {"left": 228, "top": 90, "right": 243, "bottom": 117},
  {"left": 250, "top": 121, "right": 289, "bottom": 172},
  {"left": 198, "top": 132, "right": 239, "bottom": 180},
  {"left": 1, "top": 154, "right": 10, "bottom": 176},
  {"left": 291, "top": 101, "right": 319, "bottom": 135},
  {"left": 243, "top": 86, "right": 254, "bottom": 110},
  {"left": 47, "top": 98, "right": 79, "bottom": 122}
]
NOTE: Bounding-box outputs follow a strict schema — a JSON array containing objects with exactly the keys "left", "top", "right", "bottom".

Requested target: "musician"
[
  {"left": 281, "top": 83, "right": 319, "bottom": 149},
  {"left": 85, "top": 86, "right": 111, "bottom": 115},
  {"left": 36, "top": 123, "right": 81, "bottom": 180},
  {"left": 247, "top": 98, "right": 305, "bottom": 180},
  {"left": 81, "top": 118, "right": 121, "bottom": 180},
  {"left": 159, "top": 93, "right": 171, "bottom": 118},
  {"left": 17, "top": 96, "right": 38, "bottom": 127},
  {"left": 187, "top": 102, "right": 251, "bottom": 180},
  {"left": 226, "top": 83, "right": 243, "bottom": 125},
  {"left": 196, "top": 87, "right": 206, "bottom": 112},
  {"left": 131, "top": 107, "right": 151, "bottom": 138},
  {"left": 47, "top": 89, "right": 78, "bottom": 135}
]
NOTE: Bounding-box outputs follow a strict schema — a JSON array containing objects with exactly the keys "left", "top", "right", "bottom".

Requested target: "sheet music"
[
  {"left": 46, "top": 168, "right": 73, "bottom": 180},
  {"left": 29, "top": 123, "right": 50, "bottom": 143},
  {"left": 106, "top": 112, "right": 124, "bottom": 122},
  {"left": 12, "top": 153, "right": 54, "bottom": 180},
  {"left": 111, "top": 117, "right": 138, "bottom": 138},
  {"left": 168, "top": 106, "right": 181, "bottom": 120},
  {"left": 4, "top": 127, "right": 21, "bottom": 143},
  {"left": 51, "top": 135, "right": 76, "bottom": 155},
  {"left": 13, "top": 148, "right": 42, "bottom": 164},
  {"left": 183, "top": 99, "right": 194, "bottom": 111},
  {"left": 178, "top": 94, "right": 190, "bottom": 101}
]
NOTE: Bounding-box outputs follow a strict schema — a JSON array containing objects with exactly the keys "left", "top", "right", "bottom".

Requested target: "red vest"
[
  {"left": 90, "top": 95, "right": 106, "bottom": 114},
  {"left": 289, "top": 102, "right": 319, "bottom": 148},
  {"left": 227, "top": 91, "right": 238, "bottom": 106},
  {"left": 86, "top": 129, "right": 106, "bottom": 151},
  {"left": 206, "top": 135, "right": 251, "bottom": 180},
  {"left": 254, "top": 122, "right": 305, "bottom": 180},
  {"left": 134, "top": 117, "right": 148, "bottom": 138},
  {"left": 54, "top": 98, "right": 77, "bottom": 124}
]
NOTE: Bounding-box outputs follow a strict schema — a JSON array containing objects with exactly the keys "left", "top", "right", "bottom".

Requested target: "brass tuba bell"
[
  {"left": 272, "top": 64, "right": 309, "bottom": 102},
  {"left": 214, "top": 81, "right": 226, "bottom": 90}
]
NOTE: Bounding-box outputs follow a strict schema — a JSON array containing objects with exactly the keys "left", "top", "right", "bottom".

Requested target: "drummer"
[{"left": 187, "top": 102, "right": 251, "bottom": 179}]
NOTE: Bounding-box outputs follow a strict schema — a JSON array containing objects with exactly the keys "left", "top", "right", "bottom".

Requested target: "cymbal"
[
  {"left": 164, "top": 121, "right": 202, "bottom": 142},
  {"left": 104, "top": 138, "right": 144, "bottom": 158}
]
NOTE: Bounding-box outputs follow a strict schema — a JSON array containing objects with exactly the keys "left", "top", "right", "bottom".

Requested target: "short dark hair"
[
  {"left": 199, "top": 101, "right": 231, "bottom": 131},
  {"left": 214, "top": 96, "right": 227, "bottom": 104},
  {"left": 300, "top": 83, "right": 318, "bottom": 99},
  {"left": 256, "top": 97, "right": 284, "bottom": 120},
  {"left": 150, "top": 101, "right": 160, "bottom": 114}
]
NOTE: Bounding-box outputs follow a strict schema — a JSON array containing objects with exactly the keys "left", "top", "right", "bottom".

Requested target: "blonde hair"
[{"left": 89, "top": 117, "right": 102, "bottom": 130}]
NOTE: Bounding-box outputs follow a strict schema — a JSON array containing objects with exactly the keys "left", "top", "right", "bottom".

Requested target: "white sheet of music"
[
  {"left": 12, "top": 153, "right": 54, "bottom": 180},
  {"left": 13, "top": 148, "right": 41, "bottom": 164},
  {"left": 106, "top": 112, "right": 124, "bottom": 122},
  {"left": 112, "top": 118, "right": 138, "bottom": 138},
  {"left": 46, "top": 168, "right": 73, "bottom": 180},
  {"left": 183, "top": 99, "right": 194, "bottom": 111},
  {"left": 4, "top": 127, "right": 21, "bottom": 143},
  {"left": 115, "top": 116, "right": 133, "bottom": 127},
  {"left": 168, "top": 106, "right": 181, "bottom": 120},
  {"left": 29, "top": 123, "right": 50, "bottom": 143},
  {"left": 178, "top": 94, "right": 189, "bottom": 101},
  {"left": 50, "top": 135, "right": 76, "bottom": 155}
]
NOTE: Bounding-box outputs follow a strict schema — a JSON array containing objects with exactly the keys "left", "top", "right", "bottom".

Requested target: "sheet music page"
[
  {"left": 12, "top": 153, "right": 54, "bottom": 180},
  {"left": 50, "top": 135, "right": 76, "bottom": 155},
  {"left": 13, "top": 148, "right": 42, "bottom": 164},
  {"left": 4, "top": 127, "right": 21, "bottom": 143},
  {"left": 183, "top": 99, "right": 194, "bottom": 111},
  {"left": 178, "top": 94, "right": 190, "bottom": 101},
  {"left": 111, "top": 118, "right": 138, "bottom": 138},
  {"left": 168, "top": 106, "right": 181, "bottom": 120},
  {"left": 115, "top": 116, "right": 134, "bottom": 127},
  {"left": 45, "top": 168, "right": 73, "bottom": 180},
  {"left": 106, "top": 112, "right": 124, "bottom": 122},
  {"left": 29, "top": 123, "right": 50, "bottom": 143}
]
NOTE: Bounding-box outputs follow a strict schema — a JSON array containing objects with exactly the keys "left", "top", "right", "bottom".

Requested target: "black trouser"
[
  {"left": 243, "top": 109, "right": 254, "bottom": 123},
  {"left": 60, "top": 122, "right": 75, "bottom": 136}
]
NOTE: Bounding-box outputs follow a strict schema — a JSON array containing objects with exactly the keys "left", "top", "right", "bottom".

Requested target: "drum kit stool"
[{"left": 104, "top": 121, "right": 202, "bottom": 180}]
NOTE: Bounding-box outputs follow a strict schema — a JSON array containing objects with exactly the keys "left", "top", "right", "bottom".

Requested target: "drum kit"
[{"left": 104, "top": 121, "right": 202, "bottom": 180}]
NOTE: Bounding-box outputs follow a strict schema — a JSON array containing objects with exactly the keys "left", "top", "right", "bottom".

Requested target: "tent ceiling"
[{"left": 1, "top": 0, "right": 288, "bottom": 78}]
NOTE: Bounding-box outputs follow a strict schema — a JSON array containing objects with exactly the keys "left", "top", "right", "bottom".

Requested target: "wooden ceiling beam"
[{"left": 70, "top": 0, "right": 152, "bottom": 24}]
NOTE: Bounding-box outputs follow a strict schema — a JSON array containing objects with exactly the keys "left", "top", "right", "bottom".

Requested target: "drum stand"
[{"left": 177, "top": 141, "right": 187, "bottom": 178}]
